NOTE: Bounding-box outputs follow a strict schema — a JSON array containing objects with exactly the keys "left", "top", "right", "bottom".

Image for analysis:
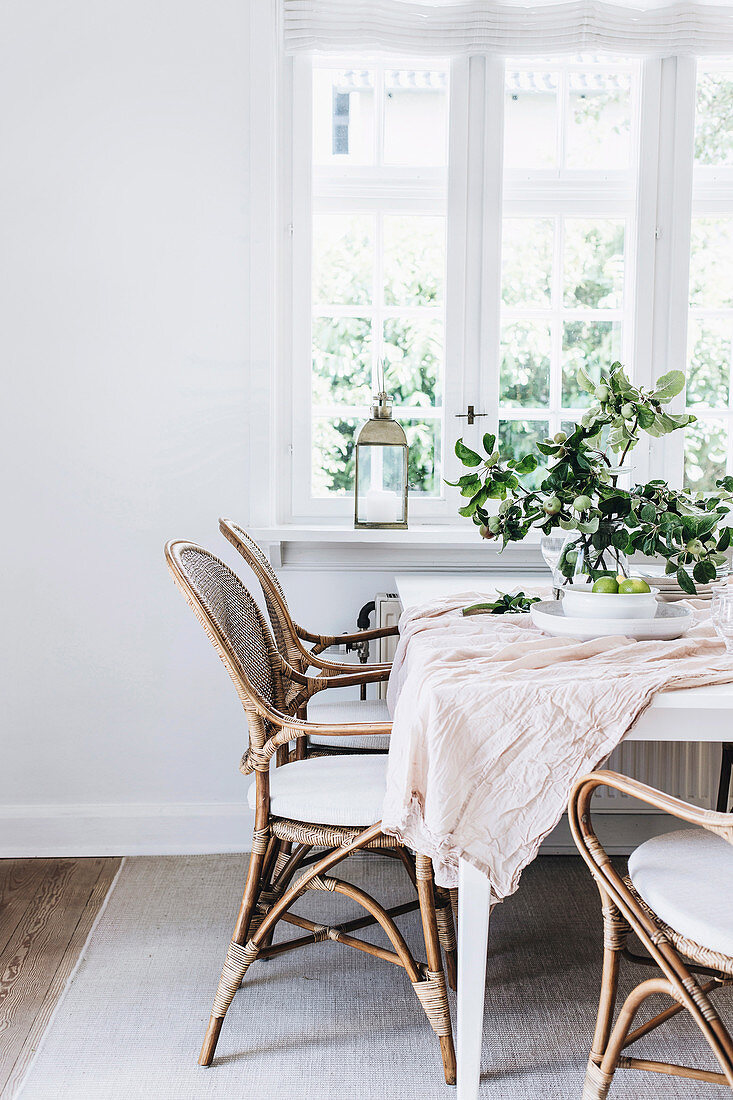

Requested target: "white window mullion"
[
  {"left": 649, "top": 56, "right": 697, "bottom": 488},
  {"left": 628, "top": 58, "right": 662, "bottom": 484},
  {"left": 290, "top": 55, "right": 316, "bottom": 521},
  {"left": 478, "top": 56, "right": 506, "bottom": 446}
]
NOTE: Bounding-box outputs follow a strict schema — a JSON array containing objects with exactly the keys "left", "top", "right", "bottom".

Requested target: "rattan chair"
[
  {"left": 219, "top": 518, "right": 397, "bottom": 750},
  {"left": 165, "top": 540, "right": 457, "bottom": 1083},
  {"left": 569, "top": 770, "right": 733, "bottom": 1097}
]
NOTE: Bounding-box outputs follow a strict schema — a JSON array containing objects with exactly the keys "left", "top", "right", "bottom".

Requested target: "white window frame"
[{"left": 274, "top": 50, "right": 709, "bottom": 529}]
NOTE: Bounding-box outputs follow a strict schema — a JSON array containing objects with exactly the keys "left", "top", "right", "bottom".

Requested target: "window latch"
[{"left": 455, "top": 405, "right": 487, "bottom": 426}]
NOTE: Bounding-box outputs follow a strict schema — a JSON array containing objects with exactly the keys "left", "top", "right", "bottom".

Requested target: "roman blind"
[{"left": 283, "top": 0, "right": 733, "bottom": 55}]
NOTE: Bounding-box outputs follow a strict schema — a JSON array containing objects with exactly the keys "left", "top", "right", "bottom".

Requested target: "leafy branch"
[{"left": 450, "top": 363, "right": 733, "bottom": 592}]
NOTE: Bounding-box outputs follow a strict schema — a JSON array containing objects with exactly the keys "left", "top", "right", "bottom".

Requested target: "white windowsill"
[{"left": 249, "top": 524, "right": 545, "bottom": 571}]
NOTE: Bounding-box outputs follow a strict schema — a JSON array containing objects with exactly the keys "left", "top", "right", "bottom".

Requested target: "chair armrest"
[
  {"left": 259, "top": 719, "right": 393, "bottom": 765},
  {"left": 570, "top": 770, "right": 733, "bottom": 845},
  {"left": 295, "top": 622, "right": 399, "bottom": 652},
  {"left": 304, "top": 654, "right": 392, "bottom": 675}
]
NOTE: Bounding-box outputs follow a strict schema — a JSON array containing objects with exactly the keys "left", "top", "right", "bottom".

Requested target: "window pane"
[
  {"left": 312, "top": 317, "right": 372, "bottom": 406},
  {"left": 313, "top": 69, "right": 375, "bottom": 166},
  {"left": 504, "top": 70, "right": 558, "bottom": 173},
  {"left": 687, "top": 317, "right": 732, "bottom": 407},
  {"left": 695, "top": 68, "right": 733, "bottom": 167},
  {"left": 501, "top": 218, "right": 554, "bottom": 308},
  {"left": 566, "top": 71, "right": 632, "bottom": 171},
  {"left": 403, "top": 418, "right": 441, "bottom": 495},
  {"left": 312, "top": 417, "right": 358, "bottom": 496},
  {"left": 383, "top": 69, "right": 448, "bottom": 166},
  {"left": 684, "top": 419, "right": 728, "bottom": 491},
  {"left": 562, "top": 320, "right": 622, "bottom": 407},
  {"left": 383, "top": 215, "right": 445, "bottom": 306},
  {"left": 313, "top": 214, "right": 374, "bottom": 305},
  {"left": 689, "top": 218, "right": 733, "bottom": 309},
  {"left": 499, "top": 420, "right": 548, "bottom": 488},
  {"left": 383, "top": 317, "right": 442, "bottom": 408},
  {"left": 563, "top": 218, "right": 625, "bottom": 309},
  {"left": 500, "top": 321, "right": 551, "bottom": 406}
]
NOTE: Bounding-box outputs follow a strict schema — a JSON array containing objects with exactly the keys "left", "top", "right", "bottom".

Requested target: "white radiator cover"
[{"left": 373, "top": 594, "right": 721, "bottom": 811}]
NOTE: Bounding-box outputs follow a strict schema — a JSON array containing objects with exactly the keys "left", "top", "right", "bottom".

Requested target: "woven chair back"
[
  {"left": 165, "top": 540, "right": 280, "bottom": 715},
  {"left": 219, "top": 520, "right": 303, "bottom": 670}
]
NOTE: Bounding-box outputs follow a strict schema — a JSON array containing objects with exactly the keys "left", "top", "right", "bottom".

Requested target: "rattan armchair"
[
  {"left": 165, "top": 540, "right": 457, "bottom": 1083},
  {"left": 219, "top": 518, "right": 397, "bottom": 750},
  {"left": 569, "top": 770, "right": 733, "bottom": 1097}
]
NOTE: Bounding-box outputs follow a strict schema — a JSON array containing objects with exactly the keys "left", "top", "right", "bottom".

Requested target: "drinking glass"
[
  {"left": 540, "top": 533, "right": 566, "bottom": 600},
  {"left": 712, "top": 585, "right": 733, "bottom": 654}
]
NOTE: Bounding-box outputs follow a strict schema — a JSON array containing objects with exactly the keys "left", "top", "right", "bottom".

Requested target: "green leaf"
[
  {"left": 718, "top": 526, "right": 731, "bottom": 552},
  {"left": 652, "top": 370, "right": 686, "bottom": 403},
  {"left": 513, "top": 453, "right": 539, "bottom": 475},
  {"left": 611, "top": 528, "right": 629, "bottom": 551},
  {"left": 676, "top": 566, "right": 696, "bottom": 595},
  {"left": 576, "top": 366, "right": 596, "bottom": 395},
  {"left": 455, "top": 438, "right": 482, "bottom": 467},
  {"left": 536, "top": 442, "right": 559, "bottom": 456},
  {"left": 640, "top": 503, "right": 657, "bottom": 523},
  {"left": 693, "top": 559, "right": 717, "bottom": 584},
  {"left": 482, "top": 433, "right": 496, "bottom": 455}
]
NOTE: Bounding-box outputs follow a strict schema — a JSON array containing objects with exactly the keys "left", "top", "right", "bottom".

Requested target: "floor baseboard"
[{"left": 0, "top": 803, "right": 255, "bottom": 857}]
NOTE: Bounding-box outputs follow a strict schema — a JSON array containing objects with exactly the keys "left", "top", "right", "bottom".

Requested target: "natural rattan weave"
[
  {"left": 569, "top": 770, "right": 733, "bottom": 1097},
  {"left": 219, "top": 519, "right": 397, "bottom": 678},
  {"left": 165, "top": 540, "right": 457, "bottom": 1084}
]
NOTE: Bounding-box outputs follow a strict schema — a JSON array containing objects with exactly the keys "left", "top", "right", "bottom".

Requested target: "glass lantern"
[{"left": 354, "top": 391, "right": 408, "bottom": 529}]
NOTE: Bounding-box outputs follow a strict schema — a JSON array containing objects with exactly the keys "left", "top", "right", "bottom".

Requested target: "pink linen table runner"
[{"left": 382, "top": 590, "right": 733, "bottom": 897}]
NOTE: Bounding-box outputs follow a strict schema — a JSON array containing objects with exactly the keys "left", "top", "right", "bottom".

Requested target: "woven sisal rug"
[{"left": 18, "top": 853, "right": 729, "bottom": 1098}]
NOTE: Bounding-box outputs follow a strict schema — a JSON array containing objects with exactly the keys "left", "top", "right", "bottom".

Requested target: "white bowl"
[{"left": 562, "top": 584, "right": 660, "bottom": 620}]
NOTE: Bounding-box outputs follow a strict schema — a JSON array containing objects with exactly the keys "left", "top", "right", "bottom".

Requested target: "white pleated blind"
[{"left": 283, "top": 0, "right": 733, "bottom": 55}]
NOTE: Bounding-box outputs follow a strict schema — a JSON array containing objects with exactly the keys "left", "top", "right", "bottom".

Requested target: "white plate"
[{"left": 530, "top": 600, "right": 693, "bottom": 640}]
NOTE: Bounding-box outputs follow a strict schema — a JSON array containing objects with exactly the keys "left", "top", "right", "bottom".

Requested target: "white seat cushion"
[
  {"left": 628, "top": 828, "right": 733, "bottom": 957},
  {"left": 306, "top": 698, "right": 391, "bottom": 751},
  {"left": 248, "top": 754, "right": 387, "bottom": 826}
]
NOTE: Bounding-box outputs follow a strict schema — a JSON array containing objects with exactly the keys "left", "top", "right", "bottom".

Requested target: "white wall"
[
  {"left": 0, "top": 0, "right": 396, "bottom": 855},
  {"left": 1, "top": 0, "right": 245, "bottom": 852}
]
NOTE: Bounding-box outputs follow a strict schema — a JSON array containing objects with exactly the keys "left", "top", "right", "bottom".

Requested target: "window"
[
  {"left": 499, "top": 58, "right": 639, "bottom": 480},
  {"left": 293, "top": 60, "right": 449, "bottom": 519},
  {"left": 284, "top": 54, "right": 733, "bottom": 523},
  {"left": 684, "top": 60, "right": 733, "bottom": 490}
]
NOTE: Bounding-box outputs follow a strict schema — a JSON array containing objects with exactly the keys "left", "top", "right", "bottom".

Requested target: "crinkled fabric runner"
[{"left": 382, "top": 589, "right": 733, "bottom": 895}]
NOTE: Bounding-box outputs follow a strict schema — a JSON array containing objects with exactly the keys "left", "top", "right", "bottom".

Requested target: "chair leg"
[
  {"left": 414, "top": 854, "right": 457, "bottom": 1085},
  {"left": 435, "top": 888, "right": 457, "bottom": 991},
  {"left": 583, "top": 897, "right": 629, "bottom": 1099},
  {"left": 716, "top": 743, "right": 733, "bottom": 813},
  {"left": 198, "top": 833, "right": 269, "bottom": 1067}
]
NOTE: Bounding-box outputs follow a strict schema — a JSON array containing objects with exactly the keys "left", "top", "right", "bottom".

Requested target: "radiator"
[{"left": 373, "top": 594, "right": 722, "bottom": 810}]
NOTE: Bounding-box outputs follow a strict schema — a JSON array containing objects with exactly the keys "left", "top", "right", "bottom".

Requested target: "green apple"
[{"left": 618, "top": 578, "right": 652, "bottom": 594}]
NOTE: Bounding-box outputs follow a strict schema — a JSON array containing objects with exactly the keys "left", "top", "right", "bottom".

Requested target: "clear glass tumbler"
[{"left": 711, "top": 585, "right": 733, "bottom": 654}]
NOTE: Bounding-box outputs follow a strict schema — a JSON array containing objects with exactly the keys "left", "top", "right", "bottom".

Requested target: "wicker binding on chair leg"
[
  {"left": 165, "top": 540, "right": 456, "bottom": 1084},
  {"left": 569, "top": 770, "right": 733, "bottom": 1097}
]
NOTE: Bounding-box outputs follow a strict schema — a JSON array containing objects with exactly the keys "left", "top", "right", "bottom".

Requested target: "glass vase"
[{"left": 557, "top": 521, "right": 630, "bottom": 587}]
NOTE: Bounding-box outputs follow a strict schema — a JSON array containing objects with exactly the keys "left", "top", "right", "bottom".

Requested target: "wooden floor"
[{"left": 0, "top": 857, "right": 121, "bottom": 1099}]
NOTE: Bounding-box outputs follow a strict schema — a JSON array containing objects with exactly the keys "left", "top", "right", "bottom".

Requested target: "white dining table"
[{"left": 394, "top": 572, "right": 733, "bottom": 1100}]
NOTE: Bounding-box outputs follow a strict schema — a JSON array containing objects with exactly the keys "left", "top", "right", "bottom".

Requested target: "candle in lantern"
[{"left": 365, "top": 488, "right": 400, "bottom": 523}]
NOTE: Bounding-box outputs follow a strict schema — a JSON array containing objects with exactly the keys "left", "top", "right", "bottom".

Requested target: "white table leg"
[{"left": 457, "top": 857, "right": 491, "bottom": 1100}]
